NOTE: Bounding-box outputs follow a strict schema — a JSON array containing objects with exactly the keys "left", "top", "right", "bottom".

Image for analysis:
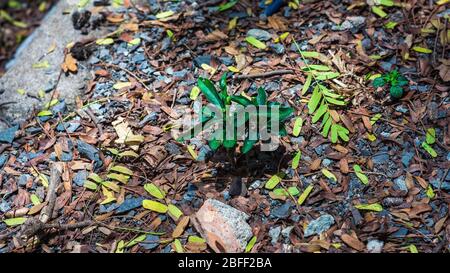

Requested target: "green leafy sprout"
[
  {"left": 179, "top": 72, "right": 294, "bottom": 155},
  {"left": 372, "top": 69, "right": 408, "bottom": 99}
]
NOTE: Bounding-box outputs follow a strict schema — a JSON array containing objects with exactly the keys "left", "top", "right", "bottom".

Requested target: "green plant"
[
  {"left": 293, "top": 40, "right": 350, "bottom": 143},
  {"left": 372, "top": 69, "right": 408, "bottom": 99},
  {"left": 179, "top": 73, "right": 293, "bottom": 154}
]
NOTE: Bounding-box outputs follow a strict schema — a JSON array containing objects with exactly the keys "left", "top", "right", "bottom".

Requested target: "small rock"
[
  {"left": 248, "top": 180, "right": 262, "bottom": 190},
  {"left": 270, "top": 43, "right": 285, "bottom": 54},
  {"left": 393, "top": 176, "right": 408, "bottom": 192},
  {"left": 165, "top": 142, "right": 181, "bottom": 155},
  {"left": 401, "top": 150, "right": 414, "bottom": 167},
  {"left": 271, "top": 201, "right": 292, "bottom": 219},
  {"left": 140, "top": 234, "right": 159, "bottom": 250},
  {"left": 339, "top": 16, "right": 365, "bottom": 32},
  {"left": 115, "top": 197, "right": 144, "bottom": 214},
  {"left": 281, "top": 226, "right": 294, "bottom": 239},
  {"left": 0, "top": 125, "right": 19, "bottom": 143},
  {"left": 191, "top": 199, "right": 252, "bottom": 253},
  {"left": 382, "top": 197, "right": 404, "bottom": 207},
  {"left": 194, "top": 55, "right": 211, "bottom": 67},
  {"left": 304, "top": 214, "right": 335, "bottom": 237},
  {"left": 367, "top": 239, "right": 384, "bottom": 253},
  {"left": 183, "top": 183, "right": 197, "bottom": 201},
  {"left": 268, "top": 226, "right": 281, "bottom": 245},
  {"left": 73, "top": 171, "right": 88, "bottom": 187},
  {"left": 77, "top": 140, "right": 103, "bottom": 169},
  {"left": 0, "top": 154, "right": 8, "bottom": 168},
  {"left": 247, "top": 29, "right": 272, "bottom": 41}
]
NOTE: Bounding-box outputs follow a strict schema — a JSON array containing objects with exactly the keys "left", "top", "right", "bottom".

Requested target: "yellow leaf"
[
  {"left": 297, "top": 184, "right": 313, "bottom": 205},
  {"left": 227, "top": 66, "right": 240, "bottom": 73},
  {"left": 265, "top": 172, "right": 285, "bottom": 189},
  {"left": 354, "top": 203, "right": 383, "bottom": 212},
  {"left": 321, "top": 168, "right": 337, "bottom": 182},
  {"left": 228, "top": 17, "right": 238, "bottom": 30},
  {"left": 142, "top": 200, "right": 168, "bottom": 213},
  {"left": 4, "top": 217, "right": 27, "bottom": 226},
  {"left": 187, "top": 145, "right": 198, "bottom": 160},
  {"left": 17, "top": 89, "right": 26, "bottom": 95},
  {"left": 190, "top": 86, "right": 200, "bottom": 100},
  {"left": 412, "top": 46, "right": 432, "bottom": 54},
  {"left": 409, "top": 244, "right": 418, "bottom": 253},
  {"left": 245, "top": 36, "right": 267, "bottom": 49},
  {"left": 109, "top": 165, "right": 133, "bottom": 176},
  {"left": 156, "top": 11, "right": 175, "bottom": 19},
  {"left": 200, "top": 63, "right": 216, "bottom": 75},
  {"left": 96, "top": 38, "right": 114, "bottom": 45},
  {"left": 168, "top": 204, "right": 183, "bottom": 221}
]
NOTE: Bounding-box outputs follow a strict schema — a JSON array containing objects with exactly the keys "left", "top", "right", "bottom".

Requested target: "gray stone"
[
  {"left": 0, "top": 1, "right": 107, "bottom": 129},
  {"left": 0, "top": 154, "right": 8, "bottom": 168},
  {"left": 339, "top": 16, "right": 366, "bottom": 31},
  {"left": 281, "top": 226, "right": 294, "bottom": 238},
  {"left": 304, "top": 214, "right": 335, "bottom": 237},
  {"left": 394, "top": 176, "right": 408, "bottom": 192},
  {"left": 247, "top": 29, "right": 272, "bottom": 41},
  {"left": 401, "top": 150, "right": 414, "bottom": 167},
  {"left": 0, "top": 125, "right": 19, "bottom": 143},
  {"left": 271, "top": 201, "right": 292, "bottom": 219},
  {"left": 367, "top": 239, "right": 384, "bottom": 253},
  {"left": 269, "top": 226, "right": 281, "bottom": 245},
  {"left": 77, "top": 140, "right": 103, "bottom": 169},
  {"left": 140, "top": 234, "right": 159, "bottom": 250},
  {"left": 73, "top": 170, "right": 88, "bottom": 187}
]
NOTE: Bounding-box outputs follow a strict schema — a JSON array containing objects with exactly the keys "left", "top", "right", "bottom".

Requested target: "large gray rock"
[
  {"left": 191, "top": 199, "right": 253, "bottom": 253},
  {"left": 0, "top": 0, "right": 106, "bottom": 129}
]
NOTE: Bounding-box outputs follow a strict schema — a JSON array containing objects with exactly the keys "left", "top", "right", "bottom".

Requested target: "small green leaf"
[
  {"left": 4, "top": 217, "right": 27, "bottom": 226},
  {"left": 155, "top": 10, "right": 175, "bottom": 19},
  {"left": 372, "top": 77, "right": 386, "bottom": 88},
  {"left": 299, "top": 51, "right": 320, "bottom": 58},
  {"left": 308, "top": 85, "right": 322, "bottom": 114},
  {"left": 292, "top": 150, "right": 301, "bottom": 169},
  {"left": 297, "top": 184, "right": 313, "bottom": 205},
  {"left": 265, "top": 172, "right": 285, "bottom": 190},
  {"left": 312, "top": 104, "right": 328, "bottom": 123},
  {"left": 83, "top": 181, "right": 98, "bottom": 190},
  {"left": 353, "top": 164, "right": 369, "bottom": 185},
  {"left": 425, "top": 128, "right": 435, "bottom": 145},
  {"left": 110, "top": 165, "right": 133, "bottom": 176},
  {"left": 421, "top": 141, "right": 437, "bottom": 157},
  {"left": 144, "top": 183, "right": 165, "bottom": 199},
  {"left": 412, "top": 46, "right": 432, "bottom": 54},
  {"left": 256, "top": 87, "right": 267, "bottom": 105},
  {"left": 241, "top": 139, "right": 257, "bottom": 154},
  {"left": 302, "top": 74, "right": 312, "bottom": 95},
  {"left": 188, "top": 236, "right": 206, "bottom": 244},
  {"left": 389, "top": 85, "right": 403, "bottom": 99},
  {"left": 370, "top": 113, "right": 382, "bottom": 125},
  {"left": 409, "top": 244, "right": 418, "bottom": 253},
  {"left": 37, "top": 110, "right": 53, "bottom": 117},
  {"left": 30, "top": 194, "right": 41, "bottom": 205},
  {"left": 106, "top": 173, "right": 130, "bottom": 184},
  {"left": 218, "top": 0, "right": 237, "bottom": 11},
  {"left": 293, "top": 117, "right": 303, "bottom": 136},
  {"left": 384, "top": 21, "right": 398, "bottom": 29},
  {"left": 168, "top": 204, "right": 183, "bottom": 221},
  {"left": 354, "top": 203, "right": 383, "bottom": 212},
  {"left": 142, "top": 200, "right": 168, "bottom": 213},
  {"left": 198, "top": 78, "right": 224, "bottom": 109},
  {"left": 330, "top": 124, "right": 338, "bottom": 143},
  {"left": 245, "top": 36, "right": 267, "bottom": 49},
  {"left": 315, "top": 72, "right": 340, "bottom": 80},
  {"left": 96, "top": 38, "right": 114, "bottom": 45},
  {"left": 125, "top": 234, "right": 146, "bottom": 248},
  {"left": 426, "top": 185, "right": 435, "bottom": 199},
  {"left": 172, "top": 239, "right": 184, "bottom": 253},
  {"left": 245, "top": 236, "right": 257, "bottom": 253},
  {"left": 303, "top": 64, "right": 331, "bottom": 71},
  {"left": 321, "top": 168, "right": 337, "bottom": 182},
  {"left": 372, "top": 6, "right": 387, "bottom": 18},
  {"left": 88, "top": 173, "right": 103, "bottom": 183}
]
